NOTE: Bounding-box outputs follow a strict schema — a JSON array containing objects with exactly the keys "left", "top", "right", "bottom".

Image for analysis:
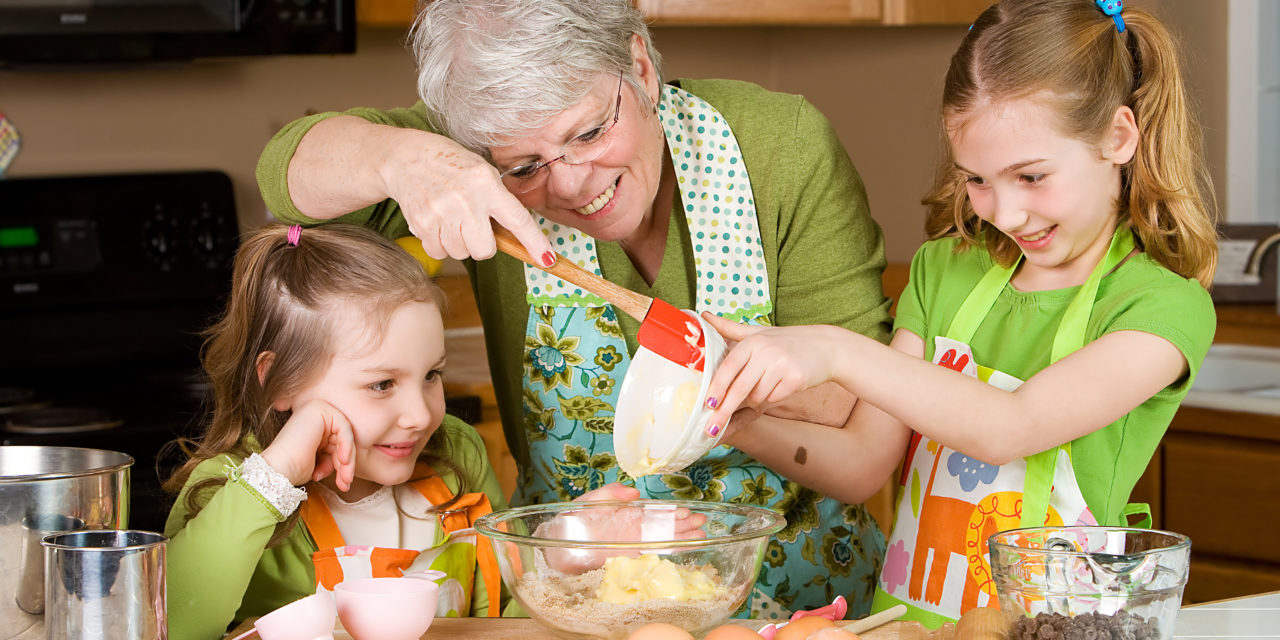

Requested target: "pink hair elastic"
[{"left": 286, "top": 224, "right": 302, "bottom": 246}]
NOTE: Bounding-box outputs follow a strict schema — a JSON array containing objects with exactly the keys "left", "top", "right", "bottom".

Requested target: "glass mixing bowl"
[
  {"left": 475, "top": 500, "right": 785, "bottom": 640},
  {"left": 988, "top": 526, "right": 1191, "bottom": 639}
]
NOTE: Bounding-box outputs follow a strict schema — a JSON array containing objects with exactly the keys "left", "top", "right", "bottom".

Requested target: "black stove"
[{"left": 0, "top": 171, "right": 238, "bottom": 533}]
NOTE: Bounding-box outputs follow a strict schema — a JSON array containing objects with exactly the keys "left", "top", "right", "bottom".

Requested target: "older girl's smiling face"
[{"left": 487, "top": 38, "right": 667, "bottom": 245}]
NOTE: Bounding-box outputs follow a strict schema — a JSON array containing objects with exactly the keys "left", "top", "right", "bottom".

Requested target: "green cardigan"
[
  {"left": 257, "top": 78, "right": 893, "bottom": 473},
  {"left": 164, "top": 416, "right": 508, "bottom": 640}
]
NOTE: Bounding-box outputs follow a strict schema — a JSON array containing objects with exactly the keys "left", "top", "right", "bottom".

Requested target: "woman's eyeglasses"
[{"left": 498, "top": 73, "right": 624, "bottom": 194}]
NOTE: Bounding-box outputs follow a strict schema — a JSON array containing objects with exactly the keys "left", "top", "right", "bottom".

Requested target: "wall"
[
  {"left": 0, "top": 24, "right": 963, "bottom": 265},
  {"left": 3, "top": 1, "right": 1221, "bottom": 266},
  {"left": 1159, "top": 0, "right": 1228, "bottom": 222}
]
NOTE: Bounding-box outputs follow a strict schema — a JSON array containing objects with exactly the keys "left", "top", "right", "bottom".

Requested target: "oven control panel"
[
  {"left": 1, "top": 171, "right": 239, "bottom": 370},
  {"left": 0, "top": 170, "right": 238, "bottom": 307}
]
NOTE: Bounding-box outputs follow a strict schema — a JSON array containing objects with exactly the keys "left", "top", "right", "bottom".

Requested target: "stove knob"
[
  {"left": 189, "top": 205, "right": 234, "bottom": 270},
  {"left": 143, "top": 210, "right": 180, "bottom": 272}
]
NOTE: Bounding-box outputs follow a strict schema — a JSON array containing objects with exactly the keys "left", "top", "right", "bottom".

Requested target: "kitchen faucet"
[
  {"left": 1245, "top": 231, "right": 1280, "bottom": 276},
  {"left": 1244, "top": 230, "right": 1280, "bottom": 313}
]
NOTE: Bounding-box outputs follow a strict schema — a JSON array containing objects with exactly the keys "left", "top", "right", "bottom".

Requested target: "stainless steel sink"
[{"left": 1184, "top": 344, "right": 1280, "bottom": 415}]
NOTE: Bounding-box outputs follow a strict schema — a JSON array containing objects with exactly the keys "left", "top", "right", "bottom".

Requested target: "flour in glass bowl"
[{"left": 514, "top": 552, "right": 741, "bottom": 639}]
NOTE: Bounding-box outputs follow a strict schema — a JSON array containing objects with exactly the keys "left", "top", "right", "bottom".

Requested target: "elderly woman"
[{"left": 256, "top": 0, "right": 890, "bottom": 617}]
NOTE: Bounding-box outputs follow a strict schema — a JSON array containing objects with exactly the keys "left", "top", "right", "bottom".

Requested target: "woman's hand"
[
  {"left": 376, "top": 129, "right": 553, "bottom": 264},
  {"left": 701, "top": 312, "right": 844, "bottom": 441},
  {"left": 286, "top": 117, "right": 554, "bottom": 264},
  {"left": 259, "top": 399, "right": 356, "bottom": 492}
]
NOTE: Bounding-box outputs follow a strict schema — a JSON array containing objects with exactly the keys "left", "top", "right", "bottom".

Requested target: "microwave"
[{"left": 0, "top": 0, "right": 354, "bottom": 68}]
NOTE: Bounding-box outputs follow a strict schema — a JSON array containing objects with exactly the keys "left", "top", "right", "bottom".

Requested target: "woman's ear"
[
  {"left": 1106, "top": 105, "right": 1140, "bottom": 165},
  {"left": 629, "top": 33, "right": 660, "bottom": 107},
  {"left": 255, "top": 351, "right": 292, "bottom": 412}
]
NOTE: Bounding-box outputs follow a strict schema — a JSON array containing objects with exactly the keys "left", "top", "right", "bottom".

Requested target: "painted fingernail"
[
  {"left": 707, "top": 424, "right": 720, "bottom": 437},
  {"left": 541, "top": 251, "right": 556, "bottom": 267},
  {"left": 706, "top": 396, "right": 718, "bottom": 409}
]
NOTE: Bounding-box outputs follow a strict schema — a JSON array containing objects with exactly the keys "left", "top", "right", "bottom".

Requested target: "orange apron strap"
[
  {"left": 299, "top": 493, "right": 346, "bottom": 550},
  {"left": 410, "top": 472, "right": 503, "bottom": 617},
  {"left": 300, "top": 496, "right": 348, "bottom": 589}
]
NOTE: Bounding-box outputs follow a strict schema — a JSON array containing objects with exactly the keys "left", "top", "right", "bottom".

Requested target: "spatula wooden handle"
[{"left": 491, "top": 224, "right": 651, "bottom": 321}]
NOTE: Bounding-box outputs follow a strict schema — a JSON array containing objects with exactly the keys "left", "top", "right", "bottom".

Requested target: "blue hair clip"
[{"left": 1095, "top": 0, "right": 1126, "bottom": 33}]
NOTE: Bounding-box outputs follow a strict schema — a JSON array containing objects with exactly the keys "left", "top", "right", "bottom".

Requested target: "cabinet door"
[
  {"left": 1163, "top": 435, "right": 1280, "bottom": 563},
  {"left": 882, "top": 0, "right": 992, "bottom": 25},
  {"left": 1185, "top": 557, "right": 1280, "bottom": 605},
  {"left": 357, "top": 0, "right": 415, "bottom": 28},
  {"left": 361, "top": 0, "right": 991, "bottom": 29},
  {"left": 635, "top": 0, "right": 881, "bottom": 25}
]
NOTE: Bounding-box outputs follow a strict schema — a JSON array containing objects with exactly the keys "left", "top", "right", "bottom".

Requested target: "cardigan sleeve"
[{"left": 254, "top": 103, "right": 437, "bottom": 239}]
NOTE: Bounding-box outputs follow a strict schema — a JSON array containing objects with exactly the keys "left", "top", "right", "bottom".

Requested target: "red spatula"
[{"left": 492, "top": 225, "right": 708, "bottom": 371}]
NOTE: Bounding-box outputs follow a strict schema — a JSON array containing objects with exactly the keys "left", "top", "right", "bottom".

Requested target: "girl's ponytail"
[{"left": 1123, "top": 10, "right": 1218, "bottom": 287}]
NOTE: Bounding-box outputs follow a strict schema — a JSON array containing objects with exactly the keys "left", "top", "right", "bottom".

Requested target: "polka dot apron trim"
[{"left": 523, "top": 84, "right": 773, "bottom": 323}]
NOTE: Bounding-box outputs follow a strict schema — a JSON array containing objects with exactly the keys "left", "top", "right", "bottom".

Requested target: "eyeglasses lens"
[{"left": 500, "top": 75, "right": 624, "bottom": 194}]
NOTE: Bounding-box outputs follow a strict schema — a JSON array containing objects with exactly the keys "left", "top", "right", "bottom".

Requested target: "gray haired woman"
[{"left": 257, "top": 0, "right": 891, "bottom": 618}]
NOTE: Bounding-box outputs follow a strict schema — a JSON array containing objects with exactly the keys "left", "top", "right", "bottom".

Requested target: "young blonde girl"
[
  {"left": 699, "top": 0, "right": 1217, "bottom": 628},
  {"left": 163, "top": 223, "right": 642, "bottom": 640}
]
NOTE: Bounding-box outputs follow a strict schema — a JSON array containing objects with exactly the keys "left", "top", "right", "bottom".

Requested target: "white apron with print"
[{"left": 871, "top": 229, "right": 1136, "bottom": 628}]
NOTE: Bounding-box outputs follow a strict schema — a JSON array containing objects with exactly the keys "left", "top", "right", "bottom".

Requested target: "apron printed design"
[
  {"left": 512, "top": 84, "right": 883, "bottom": 618},
  {"left": 872, "top": 228, "right": 1136, "bottom": 628}
]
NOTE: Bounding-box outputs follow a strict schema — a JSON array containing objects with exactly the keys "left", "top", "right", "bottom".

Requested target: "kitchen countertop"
[
  {"left": 225, "top": 617, "right": 947, "bottom": 639},
  {"left": 221, "top": 591, "right": 1280, "bottom": 639}
]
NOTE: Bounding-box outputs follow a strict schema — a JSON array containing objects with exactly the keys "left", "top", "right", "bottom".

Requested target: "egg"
[
  {"left": 805, "top": 628, "right": 862, "bottom": 640},
  {"left": 703, "top": 623, "right": 763, "bottom": 640},
  {"left": 774, "top": 616, "right": 836, "bottom": 640},
  {"left": 626, "top": 622, "right": 695, "bottom": 640}
]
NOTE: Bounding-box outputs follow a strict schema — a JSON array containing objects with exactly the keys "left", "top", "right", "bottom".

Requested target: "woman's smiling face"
[{"left": 488, "top": 38, "right": 666, "bottom": 245}]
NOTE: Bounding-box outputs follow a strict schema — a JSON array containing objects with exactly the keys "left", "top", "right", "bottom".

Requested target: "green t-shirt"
[
  {"left": 892, "top": 236, "right": 1216, "bottom": 526},
  {"left": 256, "top": 78, "right": 894, "bottom": 473}
]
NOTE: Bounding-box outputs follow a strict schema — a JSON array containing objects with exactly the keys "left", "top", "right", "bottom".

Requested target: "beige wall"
[
  {"left": 0, "top": 24, "right": 962, "bottom": 265},
  {"left": 1, "top": 0, "right": 1223, "bottom": 267}
]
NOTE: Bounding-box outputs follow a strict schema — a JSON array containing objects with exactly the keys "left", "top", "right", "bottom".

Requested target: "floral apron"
[
  {"left": 514, "top": 84, "right": 885, "bottom": 618},
  {"left": 300, "top": 467, "right": 502, "bottom": 618},
  {"left": 870, "top": 228, "right": 1145, "bottom": 628}
]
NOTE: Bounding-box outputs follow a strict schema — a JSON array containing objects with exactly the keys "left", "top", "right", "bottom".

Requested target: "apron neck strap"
[
  {"left": 945, "top": 225, "right": 1134, "bottom": 355},
  {"left": 1050, "top": 226, "right": 1134, "bottom": 363}
]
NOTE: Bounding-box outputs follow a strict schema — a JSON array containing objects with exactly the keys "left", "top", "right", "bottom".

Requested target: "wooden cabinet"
[
  {"left": 1131, "top": 406, "right": 1280, "bottom": 604},
  {"left": 636, "top": 0, "right": 990, "bottom": 25},
  {"left": 359, "top": 0, "right": 991, "bottom": 29},
  {"left": 1129, "top": 307, "right": 1280, "bottom": 604},
  {"left": 356, "top": 0, "right": 416, "bottom": 29}
]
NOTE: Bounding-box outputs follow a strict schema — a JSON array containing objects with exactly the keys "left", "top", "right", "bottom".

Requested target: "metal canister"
[
  {"left": 0, "top": 446, "right": 132, "bottom": 635},
  {"left": 42, "top": 530, "right": 167, "bottom": 640}
]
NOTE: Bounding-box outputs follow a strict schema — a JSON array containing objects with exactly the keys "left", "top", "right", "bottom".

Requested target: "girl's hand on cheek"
[{"left": 261, "top": 399, "right": 356, "bottom": 491}]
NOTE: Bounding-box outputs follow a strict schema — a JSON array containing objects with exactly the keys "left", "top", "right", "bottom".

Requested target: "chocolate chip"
[{"left": 1010, "top": 610, "right": 1162, "bottom": 640}]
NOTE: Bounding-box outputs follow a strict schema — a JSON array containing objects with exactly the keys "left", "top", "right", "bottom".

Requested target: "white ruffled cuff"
[{"left": 238, "top": 453, "right": 307, "bottom": 517}]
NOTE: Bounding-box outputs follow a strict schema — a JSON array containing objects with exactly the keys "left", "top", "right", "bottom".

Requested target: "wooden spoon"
[{"left": 491, "top": 225, "right": 708, "bottom": 370}]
